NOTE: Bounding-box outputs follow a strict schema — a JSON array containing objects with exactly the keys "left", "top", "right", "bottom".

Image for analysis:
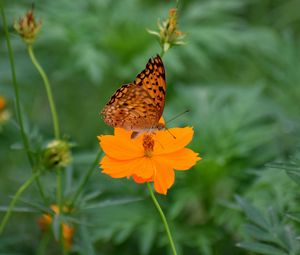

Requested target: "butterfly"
[{"left": 101, "top": 55, "right": 166, "bottom": 139}]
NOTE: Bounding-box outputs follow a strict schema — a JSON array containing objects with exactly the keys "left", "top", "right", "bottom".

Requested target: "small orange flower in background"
[
  {"left": 38, "top": 204, "right": 74, "bottom": 250},
  {"left": 0, "top": 96, "right": 6, "bottom": 111},
  {"left": 98, "top": 126, "right": 200, "bottom": 195},
  {"left": 0, "top": 95, "right": 11, "bottom": 125}
]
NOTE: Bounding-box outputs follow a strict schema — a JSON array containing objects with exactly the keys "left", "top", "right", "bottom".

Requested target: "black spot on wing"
[{"left": 158, "top": 86, "right": 165, "bottom": 95}]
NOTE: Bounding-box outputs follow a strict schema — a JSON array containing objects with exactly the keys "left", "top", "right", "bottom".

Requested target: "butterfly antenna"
[
  {"left": 165, "top": 109, "right": 190, "bottom": 124},
  {"left": 164, "top": 109, "right": 190, "bottom": 139},
  {"left": 165, "top": 126, "right": 176, "bottom": 139}
]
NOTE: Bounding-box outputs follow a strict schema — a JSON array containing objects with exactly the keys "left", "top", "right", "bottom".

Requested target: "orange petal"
[
  {"left": 62, "top": 224, "right": 74, "bottom": 250},
  {"left": 101, "top": 155, "right": 136, "bottom": 178},
  {"left": 159, "top": 116, "right": 165, "bottom": 124},
  {"left": 133, "top": 175, "right": 153, "bottom": 183},
  {"left": 132, "top": 157, "right": 155, "bottom": 179},
  {"left": 101, "top": 155, "right": 154, "bottom": 179},
  {"left": 98, "top": 129, "right": 143, "bottom": 160},
  {"left": 155, "top": 148, "right": 201, "bottom": 170},
  {"left": 152, "top": 158, "right": 175, "bottom": 195},
  {"left": 153, "top": 127, "right": 194, "bottom": 155}
]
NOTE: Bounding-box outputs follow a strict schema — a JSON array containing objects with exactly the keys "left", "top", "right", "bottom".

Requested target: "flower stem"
[
  {"left": 27, "top": 44, "right": 60, "bottom": 139},
  {"left": 146, "top": 183, "right": 178, "bottom": 255},
  {"left": 56, "top": 168, "right": 65, "bottom": 252},
  {"left": 56, "top": 169, "right": 63, "bottom": 210},
  {"left": 37, "top": 228, "right": 51, "bottom": 255},
  {"left": 60, "top": 229, "right": 69, "bottom": 255},
  {"left": 0, "top": 171, "right": 41, "bottom": 234},
  {"left": 28, "top": 44, "right": 65, "bottom": 250},
  {"left": 0, "top": 3, "right": 33, "bottom": 165},
  {"left": 1, "top": 4, "right": 48, "bottom": 204},
  {"left": 160, "top": 48, "right": 165, "bottom": 58},
  {"left": 69, "top": 151, "right": 102, "bottom": 208}
]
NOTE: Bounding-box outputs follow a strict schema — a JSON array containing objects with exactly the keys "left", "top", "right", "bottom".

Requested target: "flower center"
[{"left": 143, "top": 134, "right": 154, "bottom": 157}]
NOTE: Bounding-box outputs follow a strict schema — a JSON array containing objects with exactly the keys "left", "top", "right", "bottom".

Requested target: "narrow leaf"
[
  {"left": 237, "top": 241, "right": 286, "bottom": 255},
  {"left": 235, "top": 195, "right": 269, "bottom": 230}
]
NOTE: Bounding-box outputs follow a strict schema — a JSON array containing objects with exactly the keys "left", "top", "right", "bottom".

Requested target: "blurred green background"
[{"left": 1, "top": 0, "right": 300, "bottom": 254}]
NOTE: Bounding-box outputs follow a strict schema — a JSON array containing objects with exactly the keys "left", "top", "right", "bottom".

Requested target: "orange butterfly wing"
[
  {"left": 101, "top": 55, "right": 166, "bottom": 132},
  {"left": 133, "top": 55, "right": 166, "bottom": 120}
]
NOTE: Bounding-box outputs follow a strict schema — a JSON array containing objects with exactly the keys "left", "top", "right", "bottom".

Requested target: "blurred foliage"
[
  {"left": 1, "top": 0, "right": 300, "bottom": 254},
  {"left": 237, "top": 152, "right": 300, "bottom": 255}
]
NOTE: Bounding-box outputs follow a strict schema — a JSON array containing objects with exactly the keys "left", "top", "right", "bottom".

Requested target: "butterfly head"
[{"left": 156, "top": 122, "right": 165, "bottom": 130}]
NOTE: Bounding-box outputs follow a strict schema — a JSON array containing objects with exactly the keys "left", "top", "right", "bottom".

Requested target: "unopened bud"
[
  {"left": 14, "top": 9, "right": 42, "bottom": 44},
  {"left": 147, "top": 8, "right": 186, "bottom": 54},
  {"left": 43, "top": 140, "right": 72, "bottom": 169}
]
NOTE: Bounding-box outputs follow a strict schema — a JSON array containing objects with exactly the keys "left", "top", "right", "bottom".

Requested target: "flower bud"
[
  {"left": 148, "top": 8, "right": 186, "bottom": 54},
  {"left": 43, "top": 140, "right": 72, "bottom": 169},
  {"left": 14, "top": 9, "right": 42, "bottom": 44}
]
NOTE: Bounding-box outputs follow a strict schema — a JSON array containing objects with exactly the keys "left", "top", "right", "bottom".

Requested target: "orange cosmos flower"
[
  {"left": 98, "top": 126, "right": 201, "bottom": 194},
  {"left": 38, "top": 204, "right": 74, "bottom": 250}
]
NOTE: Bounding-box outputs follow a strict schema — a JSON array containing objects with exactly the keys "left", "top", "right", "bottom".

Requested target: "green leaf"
[
  {"left": 77, "top": 223, "right": 96, "bottom": 255},
  {"left": 81, "top": 197, "right": 142, "bottom": 210},
  {"left": 243, "top": 224, "right": 274, "bottom": 243},
  {"left": 235, "top": 195, "right": 269, "bottom": 230},
  {"left": 237, "top": 241, "right": 287, "bottom": 255},
  {"left": 0, "top": 206, "right": 37, "bottom": 213},
  {"left": 52, "top": 214, "right": 61, "bottom": 241},
  {"left": 267, "top": 154, "right": 300, "bottom": 185},
  {"left": 81, "top": 190, "right": 103, "bottom": 203},
  {"left": 285, "top": 212, "right": 300, "bottom": 224},
  {"left": 285, "top": 170, "right": 300, "bottom": 186},
  {"left": 115, "top": 223, "right": 134, "bottom": 244},
  {"left": 139, "top": 220, "right": 157, "bottom": 255},
  {"left": 11, "top": 196, "right": 49, "bottom": 213}
]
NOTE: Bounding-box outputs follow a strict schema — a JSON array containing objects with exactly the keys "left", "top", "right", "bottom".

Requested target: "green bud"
[{"left": 43, "top": 140, "right": 72, "bottom": 169}]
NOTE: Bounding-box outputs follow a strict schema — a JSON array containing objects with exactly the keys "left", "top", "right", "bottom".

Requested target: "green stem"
[
  {"left": 146, "top": 183, "right": 178, "bottom": 255},
  {"left": 160, "top": 47, "right": 165, "bottom": 58},
  {"left": 56, "top": 169, "right": 63, "bottom": 210},
  {"left": 56, "top": 168, "right": 65, "bottom": 253},
  {"left": 62, "top": 239, "right": 69, "bottom": 255},
  {"left": 37, "top": 228, "right": 51, "bottom": 255},
  {"left": 27, "top": 42, "right": 65, "bottom": 251},
  {"left": 27, "top": 44, "right": 60, "bottom": 139},
  {"left": 35, "top": 176, "right": 48, "bottom": 204},
  {"left": 0, "top": 3, "right": 33, "bottom": 165},
  {"left": 69, "top": 151, "right": 102, "bottom": 208},
  {"left": 0, "top": 171, "right": 41, "bottom": 234},
  {"left": 1, "top": 4, "right": 48, "bottom": 204}
]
